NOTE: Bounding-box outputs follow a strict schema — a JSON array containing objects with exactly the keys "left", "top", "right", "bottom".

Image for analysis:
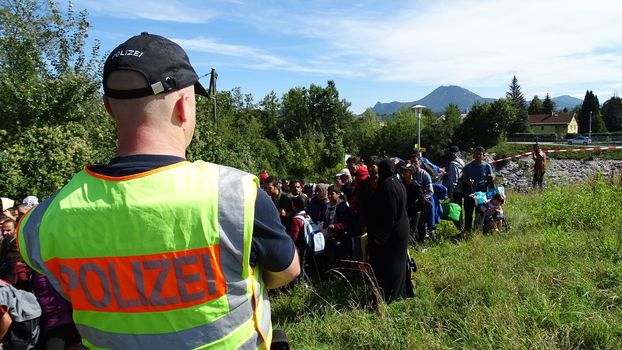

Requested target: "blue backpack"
[{"left": 295, "top": 214, "right": 325, "bottom": 254}]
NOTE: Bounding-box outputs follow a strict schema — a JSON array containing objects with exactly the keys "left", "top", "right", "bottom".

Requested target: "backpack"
[{"left": 295, "top": 214, "right": 325, "bottom": 254}]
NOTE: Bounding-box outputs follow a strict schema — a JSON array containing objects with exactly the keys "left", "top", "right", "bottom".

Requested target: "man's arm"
[
  {"left": 0, "top": 311, "right": 11, "bottom": 342},
  {"left": 252, "top": 190, "right": 300, "bottom": 289},
  {"left": 261, "top": 249, "right": 300, "bottom": 289}
]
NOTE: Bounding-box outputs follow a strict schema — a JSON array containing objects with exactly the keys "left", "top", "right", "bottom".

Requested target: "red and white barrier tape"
[{"left": 491, "top": 145, "right": 622, "bottom": 164}]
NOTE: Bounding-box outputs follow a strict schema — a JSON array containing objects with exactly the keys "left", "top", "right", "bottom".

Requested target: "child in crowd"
[
  {"left": 289, "top": 196, "right": 309, "bottom": 252},
  {"left": 477, "top": 193, "right": 505, "bottom": 232}
]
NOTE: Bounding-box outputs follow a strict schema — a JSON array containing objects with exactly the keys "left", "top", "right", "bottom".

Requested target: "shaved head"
[{"left": 103, "top": 70, "right": 197, "bottom": 157}]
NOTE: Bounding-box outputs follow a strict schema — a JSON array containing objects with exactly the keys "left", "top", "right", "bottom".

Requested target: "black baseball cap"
[{"left": 103, "top": 32, "right": 208, "bottom": 99}]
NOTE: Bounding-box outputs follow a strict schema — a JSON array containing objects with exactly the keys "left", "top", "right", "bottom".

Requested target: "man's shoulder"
[
  {"left": 451, "top": 158, "right": 465, "bottom": 167},
  {"left": 191, "top": 161, "right": 255, "bottom": 179}
]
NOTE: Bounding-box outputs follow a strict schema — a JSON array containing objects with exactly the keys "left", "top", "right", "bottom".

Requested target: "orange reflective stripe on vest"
[{"left": 46, "top": 245, "right": 226, "bottom": 313}]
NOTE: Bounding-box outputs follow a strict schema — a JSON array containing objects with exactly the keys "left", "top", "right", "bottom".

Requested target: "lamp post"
[
  {"left": 589, "top": 110, "right": 592, "bottom": 140},
  {"left": 411, "top": 104, "right": 426, "bottom": 150}
]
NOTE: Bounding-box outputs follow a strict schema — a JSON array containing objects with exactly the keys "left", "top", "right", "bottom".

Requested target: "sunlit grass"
[{"left": 271, "top": 175, "right": 622, "bottom": 349}]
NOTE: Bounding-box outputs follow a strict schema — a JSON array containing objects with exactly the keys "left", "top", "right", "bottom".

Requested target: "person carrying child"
[{"left": 477, "top": 193, "right": 505, "bottom": 232}]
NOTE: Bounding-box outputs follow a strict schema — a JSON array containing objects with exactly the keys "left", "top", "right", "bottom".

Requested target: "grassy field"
[{"left": 270, "top": 174, "right": 622, "bottom": 349}]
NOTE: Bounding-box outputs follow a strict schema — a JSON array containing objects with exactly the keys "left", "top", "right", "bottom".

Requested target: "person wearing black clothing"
[
  {"left": 368, "top": 159, "right": 414, "bottom": 303},
  {"left": 400, "top": 164, "right": 426, "bottom": 245},
  {"left": 321, "top": 186, "right": 353, "bottom": 268}
]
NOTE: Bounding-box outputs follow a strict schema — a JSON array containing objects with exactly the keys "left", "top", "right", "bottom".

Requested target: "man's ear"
[
  {"left": 103, "top": 96, "right": 115, "bottom": 118},
  {"left": 174, "top": 93, "right": 190, "bottom": 123}
]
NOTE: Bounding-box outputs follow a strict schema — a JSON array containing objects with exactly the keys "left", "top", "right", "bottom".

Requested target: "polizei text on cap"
[{"left": 111, "top": 49, "right": 144, "bottom": 59}]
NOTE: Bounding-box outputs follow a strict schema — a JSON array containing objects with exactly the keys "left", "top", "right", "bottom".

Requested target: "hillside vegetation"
[{"left": 270, "top": 174, "right": 622, "bottom": 349}]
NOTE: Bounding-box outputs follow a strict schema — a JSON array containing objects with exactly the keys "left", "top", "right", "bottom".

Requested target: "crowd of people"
[
  {"left": 256, "top": 144, "right": 518, "bottom": 302},
  {"left": 0, "top": 31, "right": 550, "bottom": 349},
  {"left": 0, "top": 196, "right": 83, "bottom": 349}
]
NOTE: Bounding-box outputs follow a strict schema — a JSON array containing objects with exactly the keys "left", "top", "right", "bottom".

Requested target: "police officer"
[{"left": 18, "top": 33, "right": 299, "bottom": 349}]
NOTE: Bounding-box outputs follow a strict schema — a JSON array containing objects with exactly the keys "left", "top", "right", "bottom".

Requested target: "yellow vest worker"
[{"left": 18, "top": 33, "right": 299, "bottom": 349}]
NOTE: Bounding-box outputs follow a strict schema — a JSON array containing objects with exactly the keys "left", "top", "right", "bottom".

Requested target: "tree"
[
  {"left": 258, "top": 91, "right": 282, "bottom": 139},
  {"left": 0, "top": 0, "right": 103, "bottom": 138},
  {"left": 443, "top": 103, "right": 462, "bottom": 132},
  {"left": 578, "top": 90, "right": 606, "bottom": 134},
  {"left": 601, "top": 96, "right": 622, "bottom": 132},
  {"left": 0, "top": 0, "right": 113, "bottom": 199},
  {"left": 528, "top": 95, "right": 545, "bottom": 114},
  {"left": 344, "top": 108, "right": 382, "bottom": 160},
  {"left": 506, "top": 76, "right": 529, "bottom": 133},
  {"left": 454, "top": 99, "right": 515, "bottom": 149},
  {"left": 542, "top": 93, "right": 556, "bottom": 114},
  {"left": 378, "top": 108, "right": 421, "bottom": 158}
]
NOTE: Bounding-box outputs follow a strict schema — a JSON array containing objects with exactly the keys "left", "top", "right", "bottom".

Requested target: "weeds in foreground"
[{"left": 272, "top": 176, "right": 622, "bottom": 349}]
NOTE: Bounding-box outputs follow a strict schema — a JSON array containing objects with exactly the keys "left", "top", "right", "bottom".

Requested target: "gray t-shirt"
[{"left": 0, "top": 280, "right": 41, "bottom": 322}]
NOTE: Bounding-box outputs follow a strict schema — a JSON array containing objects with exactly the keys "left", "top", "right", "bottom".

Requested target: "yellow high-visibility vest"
[{"left": 18, "top": 161, "right": 272, "bottom": 349}]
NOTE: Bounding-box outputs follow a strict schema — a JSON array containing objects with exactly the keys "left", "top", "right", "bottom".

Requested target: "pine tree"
[
  {"left": 528, "top": 95, "right": 545, "bottom": 114},
  {"left": 505, "top": 76, "right": 529, "bottom": 133},
  {"left": 542, "top": 93, "right": 556, "bottom": 114},
  {"left": 578, "top": 91, "right": 607, "bottom": 134},
  {"left": 602, "top": 96, "right": 622, "bottom": 132}
]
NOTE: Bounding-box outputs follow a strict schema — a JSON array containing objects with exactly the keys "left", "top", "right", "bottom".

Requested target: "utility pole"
[
  {"left": 589, "top": 110, "right": 592, "bottom": 140},
  {"left": 209, "top": 68, "right": 218, "bottom": 127}
]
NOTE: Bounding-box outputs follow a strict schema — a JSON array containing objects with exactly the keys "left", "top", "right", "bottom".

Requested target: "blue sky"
[{"left": 74, "top": 0, "right": 622, "bottom": 114}]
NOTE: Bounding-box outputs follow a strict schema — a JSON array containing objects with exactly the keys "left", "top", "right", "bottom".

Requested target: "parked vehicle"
[{"left": 567, "top": 136, "right": 592, "bottom": 145}]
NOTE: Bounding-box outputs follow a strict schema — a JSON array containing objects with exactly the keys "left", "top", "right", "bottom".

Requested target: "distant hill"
[
  {"left": 371, "top": 86, "right": 585, "bottom": 116},
  {"left": 551, "top": 95, "right": 583, "bottom": 111},
  {"left": 372, "top": 85, "right": 495, "bottom": 115}
]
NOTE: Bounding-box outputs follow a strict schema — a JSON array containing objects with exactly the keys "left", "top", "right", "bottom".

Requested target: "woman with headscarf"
[
  {"left": 307, "top": 183, "right": 329, "bottom": 225},
  {"left": 368, "top": 159, "right": 414, "bottom": 302}
]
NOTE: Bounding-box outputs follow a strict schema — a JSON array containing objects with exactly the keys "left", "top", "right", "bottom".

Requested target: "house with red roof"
[{"left": 528, "top": 113, "right": 578, "bottom": 138}]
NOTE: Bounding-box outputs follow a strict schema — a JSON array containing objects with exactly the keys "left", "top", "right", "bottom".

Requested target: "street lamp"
[
  {"left": 589, "top": 110, "right": 592, "bottom": 140},
  {"left": 411, "top": 104, "right": 426, "bottom": 150}
]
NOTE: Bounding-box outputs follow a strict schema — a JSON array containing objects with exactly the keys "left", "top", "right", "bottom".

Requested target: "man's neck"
[{"left": 116, "top": 127, "right": 186, "bottom": 158}]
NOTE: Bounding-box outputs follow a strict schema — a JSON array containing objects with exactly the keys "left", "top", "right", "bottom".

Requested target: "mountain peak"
[{"left": 372, "top": 85, "right": 494, "bottom": 115}]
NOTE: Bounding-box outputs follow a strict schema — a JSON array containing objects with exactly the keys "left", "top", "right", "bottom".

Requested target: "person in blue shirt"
[{"left": 460, "top": 146, "right": 494, "bottom": 232}]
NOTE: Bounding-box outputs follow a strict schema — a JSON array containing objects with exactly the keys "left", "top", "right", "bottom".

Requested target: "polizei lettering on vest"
[{"left": 46, "top": 246, "right": 226, "bottom": 312}]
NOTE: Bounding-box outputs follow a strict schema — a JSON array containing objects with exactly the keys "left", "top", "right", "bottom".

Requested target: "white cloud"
[
  {"left": 228, "top": 0, "right": 622, "bottom": 95},
  {"left": 175, "top": 37, "right": 365, "bottom": 77},
  {"left": 75, "top": 0, "right": 215, "bottom": 23},
  {"left": 79, "top": 0, "right": 622, "bottom": 104}
]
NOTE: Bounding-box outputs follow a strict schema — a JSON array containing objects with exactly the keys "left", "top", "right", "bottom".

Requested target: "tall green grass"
[{"left": 271, "top": 174, "right": 622, "bottom": 349}]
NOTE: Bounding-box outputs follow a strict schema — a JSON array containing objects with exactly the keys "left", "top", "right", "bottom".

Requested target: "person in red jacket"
[{"left": 346, "top": 156, "right": 369, "bottom": 224}]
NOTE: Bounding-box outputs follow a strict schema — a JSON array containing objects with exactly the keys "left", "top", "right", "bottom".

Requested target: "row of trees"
[{"left": 2, "top": 0, "right": 622, "bottom": 200}]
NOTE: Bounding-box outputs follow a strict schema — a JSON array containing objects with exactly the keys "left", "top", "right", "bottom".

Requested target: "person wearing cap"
[
  {"left": 18, "top": 32, "right": 299, "bottom": 350},
  {"left": 22, "top": 196, "right": 39, "bottom": 210},
  {"left": 333, "top": 168, "right": 353, "bottom": 204}
]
